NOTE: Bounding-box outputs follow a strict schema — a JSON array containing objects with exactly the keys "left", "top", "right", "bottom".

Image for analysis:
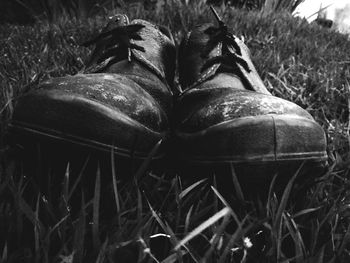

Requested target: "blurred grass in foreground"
[{"left": 1, "top": 2, "right": 350, "bottom": 262}]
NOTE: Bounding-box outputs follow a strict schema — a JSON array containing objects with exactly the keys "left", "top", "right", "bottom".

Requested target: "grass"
[{"left": 1, "top": 1, "right": 350, "bottom": 262}]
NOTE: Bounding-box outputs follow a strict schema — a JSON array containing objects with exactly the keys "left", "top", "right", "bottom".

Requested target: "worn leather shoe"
[
  {"left": 10, "top": 14, "right": 176, "bottom": 159},
  {"left": 174, "top": 10, "right": 327, "bottom": 166}
]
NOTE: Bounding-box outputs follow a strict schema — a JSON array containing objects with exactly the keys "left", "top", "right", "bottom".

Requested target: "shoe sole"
[{"left": 9, "top": 122, "right": 165, "bottom": 159}]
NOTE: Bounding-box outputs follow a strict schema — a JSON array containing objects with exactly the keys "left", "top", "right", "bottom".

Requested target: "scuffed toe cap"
[
  {"left": 178, "top": 89, "right": 313, "bottom": 132},
  {"left": 175, "top": 90, "right": 327, "bottom": 163}
]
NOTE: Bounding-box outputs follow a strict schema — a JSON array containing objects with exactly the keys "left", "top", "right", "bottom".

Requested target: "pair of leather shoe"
[{"left": 10, "top": 13, "right": 327, "bottom": 173}]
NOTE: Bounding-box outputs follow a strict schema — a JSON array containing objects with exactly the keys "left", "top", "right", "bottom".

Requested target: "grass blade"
[
  {"left": 283, "top": 212, "right": 305, "bottom": 262},
  {"left": 310, "top": 245, "right": 325, "bottom": 263},
  {"left": 63, "top": 162, "right": 70, "bottom": 205},
  {"left": 211, "top": 186, "right": 240, "bottom": 225},
  {"left": 34, "top": 194, "right": 41, "bottom": 262},
  {"left": 179, "top": 179, "right": 207, "bottom": 200},
  {"left": 147, "top": 199, "right": 178, "bottom": 244},
  {"left": 337, "top": 224, "right": 350, "bottom": 257},
  {"left": 184, "top": 205, "right": 193, "bottom": 234},
  {"left": 274, "top": 162, "right": 304, "bottom": 261},
  {"left": 95, "top": 238, "right": 109, "bottom": 263},
  {"left": 161, "top": 250, "right": 187, "bottom": 263},
  {"left": 18, "top": 195, "right": 44, "bottom": 234},
  {"left": 92, "top": 163, "right": 101, "bottom": 250},
  {"left": 134, "top": 139, "right": 162, "bottom": 180},
  {"left": 68, "top": 156, "right": 90, "bottom": 200},
  {"left": 111, "top": 147, "right": 121, "bottom": 228},
  {"left": 230, "top": 163, "right": 244, "bottom": 201},
  {"left": 275, "top": 164, "right": 303, "bottom": 226},
  {"left": 267, "top": 173, "right": 278, "bottom": 217},
  {"left": 202, "top": 213, "right": 230, "bottom": 262},
  {"left": 73, "top": 192, "right": 86, "bottom": 263},
  {"left": 218, "top": 216, "right": 251, "bottom": 263},
  {"left": 1, "top": 243, "right": 7, "bottom": 262},
  {"left": 292, "top": 207, "right": 322, "bottom": 219},
  {"left": 137, "top": 188, "right": 142, "bottom": 222},
  {"left": 174, "top": 207, "right": 230, "bottom": 251}
]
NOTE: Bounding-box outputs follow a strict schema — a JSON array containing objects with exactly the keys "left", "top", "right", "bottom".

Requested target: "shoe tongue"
[
  {"left": 129, "top": 19, "right": 176, "bottom": 86},
  {"left": 179, "top": 24, "right": 222, "bottom": 90}
]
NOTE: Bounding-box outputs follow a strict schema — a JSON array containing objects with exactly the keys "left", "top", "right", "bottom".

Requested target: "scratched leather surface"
[
  {"left": 177, "top": 22, "right": 315, "bottom": 132},
  {"left": 12, "top": 17, "right": 176, "bottom": 153},
  {"left": 175, "top": 21, "right": 327, "bottom": 162},
  {"left": 175, "top": 88, "right": 314, "bottom": 132}
]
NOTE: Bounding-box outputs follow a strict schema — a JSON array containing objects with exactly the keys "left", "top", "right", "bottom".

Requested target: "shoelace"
[
  {"left": 82, "top": 17, "right": 145, "bottom": 71},
  {"left": 200, "top": 6, "right": 251, "bottom": 74}
]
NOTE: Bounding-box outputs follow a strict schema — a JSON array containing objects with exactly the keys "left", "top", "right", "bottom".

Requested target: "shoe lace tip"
[
  {"left": 127, "top": 48, "right": 132, "bottom": 62},
  {"left": 209, "top": 5, "right": 224, "bottom": 26}
]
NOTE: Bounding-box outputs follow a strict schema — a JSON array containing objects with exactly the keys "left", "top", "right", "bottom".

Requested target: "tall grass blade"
[
  {"left": 68, "top": 156, "right": 90, "bottom": 200},
  {"left": 310, "top": 245, "right": 325, "bottom": 263},
  {"left": 148, "top": 200, "right": 186, "bottom": 261},
  {"left": 110, "top": 147, "right": 120, "bottom": 227},
  {"left": 63, "top": 162, "right": 70, "bottom": 206},
  {"left": 267, "top": 173, "right": 278, "bottom": 217},
  {"left": 305, "top": 4, "right": 333, "bottom": 20},
  {"left": 230, "top": 163, "right": 244, "bottom": 201},
  {"left": 0, "top": 162, "right": 13, "bottom": 194},
  {"left": 1, "top": 243, "right": 7, "bottom": 262},
  {"left": 73, "top": 191, "right": 86, "bottom": 263},
  {"left": 148, "top": 200, "right": 177, "bottom": 244},
  {"left": 134, "top": 139, "right": 162, "bottom": 180},
  {"left": 184, "top": 205, "right": 193, "bottom": 234},
  {"left": 292, "top": 207, "right": 322, "bottom": 219},
  {"left": 218, "top": 216, "right": 250, "bottom": 263},
  {"left": 179, "top": 179, "right": 207, "bottom": 200},
  {"left": 308, "top": 166, "right": 334, "bottom": 207},
  {"left": 202, "top": 213, "right": 230, "bottom": 262},
  {"left": 18, "top": 195, "right": 44, "bottom": 234},
  {"left": 95, "top": 238, "right": 108, "bottom": 263},
  {"left": 92, "top": 163, "right": 101, "bottom": 250},
  {"left": 161, "top": 250, "right": 187, "bottom": 263},
  {"left": 59, "top": 162, "right": 70, "bottom": 244},
  {"left": 211, "top": 186, "right": 240, "bottom": 225},
  {"left": 274, "top": 163, "right": 304, "bottom": 261},
  {"left": 49, "top": 214, "right": 69, "bottom": 236},
  {"left": 174, "top": 207, "right": 230, "bottom": 251},
  {"left": 283, "top": 212, "right": 305, "bottom": 262},
  {"left": 34, "top": 194, "right": 41, "bottom": 263},
  {"left": 337, "top": 224, "right": 350, "bottom": 257},
  {"left": 212, "top": 175, "right": 218, "bottom": 214}
]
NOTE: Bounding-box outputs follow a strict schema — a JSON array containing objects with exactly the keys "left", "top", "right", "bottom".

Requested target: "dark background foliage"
[{"left": 0, "top": 0, "right": 304, "bottom": 24}]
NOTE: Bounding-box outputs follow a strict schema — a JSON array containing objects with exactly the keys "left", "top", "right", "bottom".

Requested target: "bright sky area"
[{"left": 294, "top": 0, "right": 350, "bottom": 33}]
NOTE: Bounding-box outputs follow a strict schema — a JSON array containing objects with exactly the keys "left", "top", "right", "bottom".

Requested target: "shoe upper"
[
  {"left": 11, "top": 14, "right": 176, "bottom": 157},
  {"left": 176, "top": 22, "right": 315, "bottom": 131},
  {"left": 175, "top": 14, "right": 327, "bottom": 163}
]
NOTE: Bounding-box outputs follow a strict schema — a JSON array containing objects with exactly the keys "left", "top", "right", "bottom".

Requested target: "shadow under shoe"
[
  {"left": 174, "top": 9, "right": 327, "bottom": 190},
  {"left": 176, "top": 160, "right": 327, "bottom": 203}
]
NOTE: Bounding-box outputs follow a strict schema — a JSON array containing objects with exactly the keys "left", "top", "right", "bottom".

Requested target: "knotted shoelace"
[
  {"left": 200, "top": 8, "right": 251, "bottom": 74},
  {"left": 82, "top": 18, "right": 145, "bottom": 71}
]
